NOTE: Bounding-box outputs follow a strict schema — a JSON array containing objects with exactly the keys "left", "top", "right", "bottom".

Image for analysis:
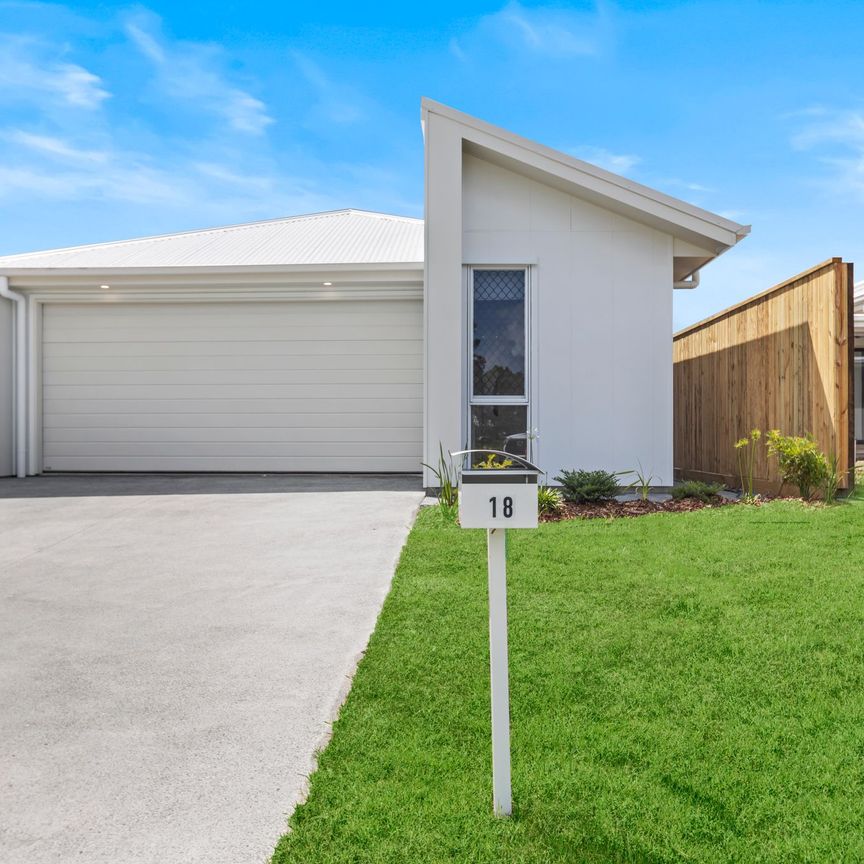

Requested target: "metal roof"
[{"left": 0, "top": 209, "right": 424, "bottom": 271}]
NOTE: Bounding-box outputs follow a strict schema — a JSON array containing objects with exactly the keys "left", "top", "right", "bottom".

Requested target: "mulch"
[{"left": 540, "top": 496, "right": 736, "bottom": 522}]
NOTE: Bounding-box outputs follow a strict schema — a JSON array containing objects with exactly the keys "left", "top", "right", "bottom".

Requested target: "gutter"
[
  {"left": 0, "top": 276, "right": 26, "bottom": 477},
  {"left": 673, "top": 270, "right": 700, "bottom": 290}
]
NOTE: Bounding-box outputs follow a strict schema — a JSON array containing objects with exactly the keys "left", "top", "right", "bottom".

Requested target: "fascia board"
[{"left": 0, "top": 261, "right": 423, "bottom": 281}]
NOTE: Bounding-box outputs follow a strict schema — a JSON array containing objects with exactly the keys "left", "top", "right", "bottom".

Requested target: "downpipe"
[{"left": 0, "top": 276, "right": 26, "bottom": 477}]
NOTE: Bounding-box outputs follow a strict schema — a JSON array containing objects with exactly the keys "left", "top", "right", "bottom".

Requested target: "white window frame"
[{"left": 466, "top": 265, "right": 531, "bottom": 450}]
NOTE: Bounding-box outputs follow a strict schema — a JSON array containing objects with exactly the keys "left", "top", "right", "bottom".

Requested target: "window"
[{"left": 469, "top": 268, "right": 529, "bottom": 457}]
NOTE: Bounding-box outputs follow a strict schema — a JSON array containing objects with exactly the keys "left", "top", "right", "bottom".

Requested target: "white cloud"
[
  {"left": 449, "top": 38, "right": 467, "bottom": 62},
  {"left": 466, "top": 1, "right": 613, "bottom": 60},
  {"left": 498, "top": 2, "right": 602, "bottom": 56},
  {"left": 291, "top": 51, "right": 364, "bottom": 125},
  {"left": 0, "top": 37, "right": 109, "bottom": 109},
  {"left": 4, "top": 129, "right": 108, "bottom": 162},
  {"left": 193, "top": 162, "right": 275, "bottom": 191},
  {"left": 123, "top": 11, "right": 274, "bottom": 135},
  {"left": 50, "top": 63, "right": 110, "bottom": 108},
  {"left": 568, "top": 145, "right": 640, "bottom": 174},
  {"left": 791, "top": 109, "right": 864, "bottom": 150},
  {"left": 791, "top": 108, "right": 864, "bottom": 198}
]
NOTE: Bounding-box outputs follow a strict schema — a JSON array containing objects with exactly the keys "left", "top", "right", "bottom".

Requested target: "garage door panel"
[
  {"left": 44, "top": 411, "right": 423, "bottom": 430},
  {"left": 44, "top": 324, "right": 420, "bottom": 344},
  {"left": 44, "top": 310, "right": 422, "bottom": 330},
  {"left": 44, "top": 368, "right": 423, "bottom": 386},
  {"left": 44, "top": 397, "right": 423, "bottom": 414},
  {"left": 45, "top": 426, "right": 422, "bottom": 444},
  {"left": 44, "top": 383, "right": 422, "bottom": 400},
  {"left": 43, "top": 441, "right": 422, "bottom": 458},
  {"left": 43, "top": 301, "right": 423, "bottom": 473},
  {"left": 43, "top": 339, "right": 422, "bottom": 359},
  {"left": 44, "top": 353, "right": 422, "bottom": 373},
  {"left": 44, "top": 455, "right": 421, "bottom": 472},
  {"left": 45, "top": 300, "right": 419, "bottom": 323}
]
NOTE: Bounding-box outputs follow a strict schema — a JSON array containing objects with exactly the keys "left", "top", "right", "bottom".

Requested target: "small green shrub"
[
  {"left": 671, "top": 480, "right": 725, "bottom": 502},
  {"left": 553, "top": 469, "right": 621, "bottom": 503},
  {"left": 734, "top": 428, "right": 761, "bottom": 502},
  {"left": 766, "top": 430, "right": 828, "bottom": 500},
  {"left": 422, "top": 443, "right": 458, "bottom": 511},
  {"left": 473, "top": 453, "right": 514, "bottom": 469},
  {"left": 537, "top": 485, "right": 564, "bottom": 515},
  {"left": 626, "top": 461, "right": 656, "bottom": 502},
  {"left": 822, "top": 453, "right": 846, "bottom": 504}
]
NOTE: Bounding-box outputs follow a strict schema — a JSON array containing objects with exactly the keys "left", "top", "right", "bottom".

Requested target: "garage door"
[{"left": 42, "top": 300, "right": 423, "bottom": 472}]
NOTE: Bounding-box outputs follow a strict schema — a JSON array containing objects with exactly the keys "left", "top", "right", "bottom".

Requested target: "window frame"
[
  {"left": 466, "top": 265, "right": 532, "bottom": 454},
  {"left": 468, "top": 266, "right": 530, "bottom": 405}
]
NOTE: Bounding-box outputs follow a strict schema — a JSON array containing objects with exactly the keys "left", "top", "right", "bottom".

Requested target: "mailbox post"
[{"left": 453, "top": 449, "right": 541, "bottom": 818}]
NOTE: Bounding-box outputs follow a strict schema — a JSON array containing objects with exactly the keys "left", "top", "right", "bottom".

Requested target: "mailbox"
[
  {"left": 454, "top": 449, "right": 542, "bottom": 530},
  {"left": 450, "top": 448, "right": 542, "bottom": 818},
  {"left": 459, "top": 469, "right": 538, "bottom": 529}
]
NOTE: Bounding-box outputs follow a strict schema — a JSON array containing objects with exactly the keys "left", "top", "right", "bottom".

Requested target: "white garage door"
[{"left": 42, "top": 300, "right": 423, "bottom": 472}]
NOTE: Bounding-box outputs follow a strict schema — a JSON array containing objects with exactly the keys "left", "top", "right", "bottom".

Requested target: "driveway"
[{"left": 0, "top": 474, "right": 423, "bottom": 864}]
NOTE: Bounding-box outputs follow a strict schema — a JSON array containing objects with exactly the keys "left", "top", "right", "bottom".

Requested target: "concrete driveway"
[{"left": 0, "top": 474, "right": 422, "bottom": 864}]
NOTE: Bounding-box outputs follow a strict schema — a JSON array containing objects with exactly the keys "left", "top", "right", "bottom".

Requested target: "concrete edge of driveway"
[{"left": 279, "top": 497, "right": 423, "bottom": 842}]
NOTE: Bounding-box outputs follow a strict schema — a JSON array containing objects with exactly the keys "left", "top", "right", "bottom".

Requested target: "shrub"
[
  {"left": 626, "top": 461, "right": 656, "bottom": 502},
  {"left": 537, "top": 485, "right": 564, "bottom": 515},
  {"left": 822, "top": 453, "right": 846, "bottom": 504},
  {"left": 473, "top": 453, "right": 514, "bottom": 469},
  {"left": 671, "top": 480, "right": 725, "bottom": 502},
  {"left": 765, "top": 430, "right": 828, "bottom": 500},
  {"left": 553, "top": 469, "right": 621, "bottom": 503},
  {"left": 422, "top": 443, "right": 458, "bottom": 513},
  {"left": 734, "top": 428, "right": 761, "bottom": 502}
]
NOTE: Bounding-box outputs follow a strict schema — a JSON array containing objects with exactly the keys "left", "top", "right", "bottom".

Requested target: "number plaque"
[{"left": 459, "top": 470, "right": 538, "bottom": 529}]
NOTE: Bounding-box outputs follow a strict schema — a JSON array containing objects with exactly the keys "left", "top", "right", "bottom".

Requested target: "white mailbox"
[
  {"left": 450, "top": 449, "right": 541, "bottom": 819},
  {"left": 459, "top": 469, "right": 538, "bottom": 529}
]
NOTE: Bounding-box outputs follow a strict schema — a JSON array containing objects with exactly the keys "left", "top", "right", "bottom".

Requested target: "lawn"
[{"left": 273, "top": 494, "right": 864, "bottom": 864}]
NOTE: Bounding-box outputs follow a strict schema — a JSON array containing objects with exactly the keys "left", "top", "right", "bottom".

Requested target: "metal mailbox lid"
[{"left": 461, "top": 469, "right": 538, "bottom": 485}]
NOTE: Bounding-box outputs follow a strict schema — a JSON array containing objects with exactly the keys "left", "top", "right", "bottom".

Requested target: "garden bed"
[{"left": 541, "top": 496, "right": 734, "bottom": 521}]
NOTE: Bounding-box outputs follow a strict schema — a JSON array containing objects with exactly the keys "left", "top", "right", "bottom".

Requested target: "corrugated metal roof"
[{"left": 0, "top": 209, "right": 424, "bottom": 270}]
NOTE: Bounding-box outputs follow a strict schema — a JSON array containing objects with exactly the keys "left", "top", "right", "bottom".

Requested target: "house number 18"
[{"left": 489, "top": 496, "right": 514, "bottom": 518}]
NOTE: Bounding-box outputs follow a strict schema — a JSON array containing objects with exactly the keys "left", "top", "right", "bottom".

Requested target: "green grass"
[{"left": 273, "top": 494, "right": 864, "bottom": 863}]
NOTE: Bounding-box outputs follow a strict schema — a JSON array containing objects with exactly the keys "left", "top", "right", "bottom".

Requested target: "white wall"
[
  {"left": 0, "top": 296, "right": 12, "bottom": 477},
  {"left": 425, "top": 138, "right": 675, "bottom": 485},
  {"left": 423, "top": 109, "right": 465, "bottom": 484}
]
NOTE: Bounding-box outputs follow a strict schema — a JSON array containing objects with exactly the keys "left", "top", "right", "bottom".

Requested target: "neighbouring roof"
[
  {"left": 0, "top": 209, "right": 424, "bottom": 273},
  {"left": 855, "top": 280, "right": 863, "bottom": 335}
]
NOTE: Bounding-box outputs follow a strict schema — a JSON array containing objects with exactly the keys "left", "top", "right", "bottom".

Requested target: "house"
[
  {"left": 674, "top": 259, "right": 855, "bottom": 492},
  {"left": 0, "top": 99, "right": 749, "bottom": 483}
]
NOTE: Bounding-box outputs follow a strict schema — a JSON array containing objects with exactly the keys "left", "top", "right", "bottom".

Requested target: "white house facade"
[{"left": 0, "top": 99, "right": 749, "bottom": 483}]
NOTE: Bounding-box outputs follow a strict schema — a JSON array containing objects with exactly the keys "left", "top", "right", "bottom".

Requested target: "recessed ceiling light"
[
  {"left": 99, "top": 284, "right": 110, "bottom": 290},
  {"left": 322, "top": 281, "right": 332, "bottom": 286}
]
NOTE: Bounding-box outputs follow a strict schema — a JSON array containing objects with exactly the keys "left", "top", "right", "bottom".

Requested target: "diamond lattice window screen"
[{"left": 472, "top": 270, "right": 526, "bottom": 398}]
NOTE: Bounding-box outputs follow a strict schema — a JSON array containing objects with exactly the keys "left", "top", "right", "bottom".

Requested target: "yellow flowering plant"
[{"left": 735, "top": 428, "right": 761, "bottom": 501}]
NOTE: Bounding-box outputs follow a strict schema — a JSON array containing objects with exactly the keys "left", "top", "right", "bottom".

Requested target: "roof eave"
[{"left": 0, "top": 261, "right": 424, "bottom": 279}]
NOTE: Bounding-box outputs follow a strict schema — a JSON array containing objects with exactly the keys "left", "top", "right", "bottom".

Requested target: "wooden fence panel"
[{"left": 673, "top": 258, "right": 854, "bottom": 492}]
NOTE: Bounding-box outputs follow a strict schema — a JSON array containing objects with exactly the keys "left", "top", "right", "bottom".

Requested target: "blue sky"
[{"left": 0, "top": 0, "right": 862, "bottom": 328}]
